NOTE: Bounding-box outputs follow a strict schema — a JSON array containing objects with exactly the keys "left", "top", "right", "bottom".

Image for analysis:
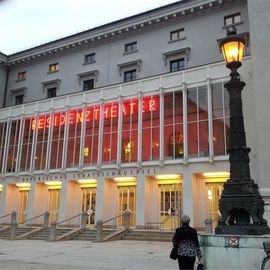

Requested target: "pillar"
[
  {"left": 135, "top": 175, "right": 146, "bottom": 229},
  {"left": 182, "top": 171, "right": 194, "bottom": 226}
]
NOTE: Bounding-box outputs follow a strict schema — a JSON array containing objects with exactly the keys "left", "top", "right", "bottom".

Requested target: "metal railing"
[
  {"left": 49, "top": 211, "right": 88, "bottom": 242},
  {"left": 0, "top": 212, "right": 16, "bottom": 225},
  {"left": 56, "top": 212, "right": 87, "bottom": 228},
  {"left": 147, "top": 210, "right": 181, "bottom": 243},
  {"left": 95, "top": 210, "right": 131, "bottom": 242},
  {"left": 103, "top": 214, "right": 122, "bottom": 228},
  {"left": 0, "top": 213, "right": 12, "bottom": 223},
  {"left": 23, "top": 212, "right": 49, "bottom": 227}
]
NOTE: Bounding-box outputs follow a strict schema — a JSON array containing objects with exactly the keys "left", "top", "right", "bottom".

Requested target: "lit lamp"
[
  {"left": 215, "top": 28, "right": 270, "bottom": 235},
  {"left": 219, "top": 28, "right": 245, "bottom": 70}
]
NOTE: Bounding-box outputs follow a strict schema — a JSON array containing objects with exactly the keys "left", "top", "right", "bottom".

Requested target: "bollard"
[
  {"left": 205, "top": 218, "right": 213, "bottom": 233},
  {"left": 49, "top": 222, "right": 57, "bottom": 242},
  {"left": 81, "top": 211, "right": 87, "bottom": 229},
  {"left": 11, "top": 211, "right": 17, "bottom": 224},
  {"left": 124, "top": 209, "right": 131, "bottom": 231},
  {"left": 10, "top": 220, "right": 17, "bottom": 240},
  {"left": 96, "top": 220, "right": 103, "bottom": 242},
  {"left": 43, "top": 211, "right": 49, "bottom": 228}
]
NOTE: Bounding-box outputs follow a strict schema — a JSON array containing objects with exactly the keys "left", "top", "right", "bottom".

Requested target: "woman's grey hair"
[{"left": 180, "top": 215, "right": 190, "bottom": 225}]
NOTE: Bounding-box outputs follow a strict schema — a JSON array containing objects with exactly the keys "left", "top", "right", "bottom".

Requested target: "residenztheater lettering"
[{"left": 31, "top": 96, "right": 159, "bottom": 130}]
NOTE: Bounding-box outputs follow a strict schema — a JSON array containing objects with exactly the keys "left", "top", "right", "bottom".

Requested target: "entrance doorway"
[
  {"left": 48, "top": 189, "right": 61, "bottom": 223},
  {"left": 81, "top": 188, "right": 96, "bottom": 226},
  {"left": 18, "top": 190, "right": 29, "bottom": 224},
  {"left": 159, "top": 183, "right": 182, "bottom": 230},
  {"left": 206, "top": 183, "right": 224, "bottom": 228},
  {"left": 117, "top": 186, "right": 136, "bottom": 227}
]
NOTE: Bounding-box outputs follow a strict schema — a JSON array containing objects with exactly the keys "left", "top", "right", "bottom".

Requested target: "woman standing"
[{"left": 172, "top": 215, "right": 202, "bottom": 270}]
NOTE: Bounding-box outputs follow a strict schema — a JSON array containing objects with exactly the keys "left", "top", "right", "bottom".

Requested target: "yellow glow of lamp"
[
  {"left": 156, "top": 174, "right": 180, "bottom": 180},
  {"left": 219, "top": 28, "right": 245, "bottom": 70},
  {"left": 16, "top": 183, "right": 31, "bottom": 188},
  {"left": 78, "top": 179, "right": 97, "bottom": 184},
  {"left": 113, "top": 177, "right": 136, "bottom": 182},
  {"left": 84, "top": 147, "right": 89, "bottom": 157},
  {"left": 44, "top": 181, "right": 62, "bottom": 186},
  {"left": 0, "top": 184, "right": 2, "bottom": 191}
]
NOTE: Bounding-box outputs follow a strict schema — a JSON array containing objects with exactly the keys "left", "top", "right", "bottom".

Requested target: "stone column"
[
  {"left": 96, "top": 220, "right": 103, "bottom": 242},
  {"left": 43, "top": 211, "right": 49, "bottom": 228},
  {"left": 182, "top": 171, "right": 194, "bottom": 226},
  {"left": 49, "top": 222, "right": 57, "bottom": 242},
  {"left": 135, "top": 175, "right": 146, "bottom": 229}
]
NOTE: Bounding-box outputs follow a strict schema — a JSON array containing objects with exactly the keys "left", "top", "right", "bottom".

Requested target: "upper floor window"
[
  {"left": 170, "top": 58, "right": 185, "bottom": 72},
  {"left": 224, "top": 13, "right": 241, "bottom": 26},
  {"left": 170, "top": 29, "right": 185, "bottom": 41},
  {"left": 83, "top": 79, "right": 94, "bottom": 91},
  {"left": 49, "top": 63, "right": 59, "bottom": 73},
  {"left": 84, "top": 53, "right": 95, "bottom": 64},
  {"left": 47, "top": 87, "right": 57, "bottom": 98},
  {"left": 17, "top": 71, "right": 26, "bottom": 81},
  {"left": 15, "top": 95, "right": 24, "bottom": 105},
  {"left": 125, "top": 42, "right": 137, "bottom": 54},
  {"left": 124, "top": 69, "right": 136, "bottom": 82}
]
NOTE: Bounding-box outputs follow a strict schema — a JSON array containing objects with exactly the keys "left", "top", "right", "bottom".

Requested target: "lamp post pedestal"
[{"left": 215, "top": 72, "right": 270, "bottom": 235}]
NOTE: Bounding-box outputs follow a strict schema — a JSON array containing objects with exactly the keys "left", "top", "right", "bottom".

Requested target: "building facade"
[{"left": 0, "top": 0, "right": 269, "bottom": 230}]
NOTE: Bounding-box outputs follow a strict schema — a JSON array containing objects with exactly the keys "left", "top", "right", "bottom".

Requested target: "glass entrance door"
[
  {"left": 206, "top": 183, "right": 224, "bottom": 228},
  {"left": 18, "top": 190, "right": 29, "bottom": 224},
  {"left": 48, "top": 189, "right": 61, "bottom": 223},
  {"left": 159, "top": 184, "right": 182, "bottom": 230},
  {"left": 81, "top": 188, "right": 96, "bottom": 226},
  {"left": 118, "top": 186, "right": 136, "bottom": 227}
]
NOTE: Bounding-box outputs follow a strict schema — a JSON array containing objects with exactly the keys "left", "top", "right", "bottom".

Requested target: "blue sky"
[{"left": 0, "top": 0, "right": 179, "bottom": 54}]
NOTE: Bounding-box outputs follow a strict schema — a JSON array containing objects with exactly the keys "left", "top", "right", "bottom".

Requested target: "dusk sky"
[{"left": 0, "top": 0, "right": 180, "bottom": 54}]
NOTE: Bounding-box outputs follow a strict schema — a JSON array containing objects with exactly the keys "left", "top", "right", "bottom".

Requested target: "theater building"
[{"left": 0, "top": 0, "right": 269, "bottom": 230}]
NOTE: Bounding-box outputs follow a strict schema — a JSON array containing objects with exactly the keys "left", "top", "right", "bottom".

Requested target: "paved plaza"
[{"left": 0, "top": 239, "right": 178, "bottom": 270}]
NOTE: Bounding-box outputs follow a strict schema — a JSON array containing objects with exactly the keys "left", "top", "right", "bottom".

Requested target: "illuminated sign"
[{"left": 32, "top": 96, "right": 159, "bottom": 129}]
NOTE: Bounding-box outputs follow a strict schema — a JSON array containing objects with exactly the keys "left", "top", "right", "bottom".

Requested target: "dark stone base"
[{"left": 215, "top": 224, "right": 270, "bottom": 235}]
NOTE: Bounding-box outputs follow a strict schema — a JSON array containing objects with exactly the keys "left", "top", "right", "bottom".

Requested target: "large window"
[
  {"left": 66, "top": 109, "right": 83, "bottom": 168},
  {"left": 142, "top": 96, "right": 160, "bottom": 161},
  {"left": 0, "top": 122, "right": 8, "bottom": 173},
  {"left": 212, "top": 83, "right": 230, "bottom": 155},
  {"left": 187, "top": 86, "right": 209, "bottom": 158},
  {"left": 84, "top": 106, "right": 100, "bottom": 166},
  {"left": 50, "top": 112, "right": 66, "bottom": 169},
  {"left": 0, "top": 85, "right": 231, "bottom": 174},
  {"left": 6, "top": 120, "right": 21, "bottom": 173},
  {"left": 102, "top": 102, "right": 118, "bottom": 164},
  {"left": 122, "top": 99, "right": 139, "bottom": 163},
  {"left": 34, "top": 115, "right": 50, "bottom": 170},
  {"left": 20, "top": 117, "right": 35, "bottom": 172},
  {"left": 164, "top": 91, "right": 183, "bottom": 159}
]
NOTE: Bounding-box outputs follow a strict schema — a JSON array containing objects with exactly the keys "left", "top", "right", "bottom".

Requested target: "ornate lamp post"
[{"left": 215, "top": 28, "right": 270, "bottom": 235}]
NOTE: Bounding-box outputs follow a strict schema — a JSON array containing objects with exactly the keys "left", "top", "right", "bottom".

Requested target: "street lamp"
[{"left": 215, "top": 28, "right": 270, "bottom": 235}]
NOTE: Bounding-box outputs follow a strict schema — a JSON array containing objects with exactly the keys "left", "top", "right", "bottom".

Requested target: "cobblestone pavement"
[{"left": 0, "top": 239, "right": 177, "bottom": 270}]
